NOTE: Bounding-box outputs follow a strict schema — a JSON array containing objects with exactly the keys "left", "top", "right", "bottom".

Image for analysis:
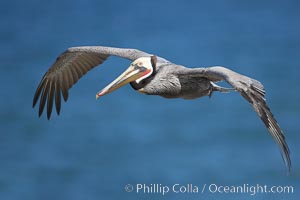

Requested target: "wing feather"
[
  {"left": 47, "top": 81, "right": 55, "bottom": 119},
  {"left": 55, "top": 78, "right": 61, "bottom": 115},
  {"left": 61, "top": 71, "right": 69, "bottom": 102},
  {"left": 32, "top": 77, "right": 45, "bottom": 108},
  {"left": 65, "top": 67, "right": 74, "bottom": 88},
  {"left": 203, "top": 66, "right": 291, "bottom": 172},
  {"left": 39, "top": 79, "right": 49, "bottom": 117},
  {"left": 33, "top": 46, "right": 154, "bottom": 119}
]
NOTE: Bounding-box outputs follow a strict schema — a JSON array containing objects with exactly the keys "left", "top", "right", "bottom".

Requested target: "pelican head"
[{"left": 96, "top": 56, "right": 157, "bottom": 98}]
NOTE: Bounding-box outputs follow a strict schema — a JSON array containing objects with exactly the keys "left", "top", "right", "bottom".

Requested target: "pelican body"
[{"left": 32, "top": 46, "right": 291, "bottom": 172}]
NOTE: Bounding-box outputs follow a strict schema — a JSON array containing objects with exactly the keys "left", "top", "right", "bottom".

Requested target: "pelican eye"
[{"left": 132, "top": 64, "right": 147, "bottom": 72}]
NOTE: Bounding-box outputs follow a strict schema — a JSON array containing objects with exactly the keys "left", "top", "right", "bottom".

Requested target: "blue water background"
[{"left": 0, "top": 0, "right": 299, "bottom": 199}]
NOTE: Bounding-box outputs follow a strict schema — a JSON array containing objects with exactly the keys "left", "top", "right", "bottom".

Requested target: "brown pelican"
[{"left": 32, "top": 46, "right": 291, "bottom": 171}]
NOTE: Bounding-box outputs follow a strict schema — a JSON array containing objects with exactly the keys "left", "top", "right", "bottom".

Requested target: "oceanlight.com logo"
[{"left": 124, "top": 183, "right": 294, "bottom": 196}]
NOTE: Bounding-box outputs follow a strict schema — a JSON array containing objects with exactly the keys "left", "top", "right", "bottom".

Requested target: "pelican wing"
[
  {"left": 190, "top": 66, "right": 291, "bottom": 171},
  {"left": 33, "top": 46, "right": 152, "bottom": 119}
]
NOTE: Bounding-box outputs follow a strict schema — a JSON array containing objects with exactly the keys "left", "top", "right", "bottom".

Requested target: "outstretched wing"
[
  {"left": 198, "top": 66, "right": 291, "bottom": 172},
  {"left": 33, "top": 46, "right": 152, "bottom": 119}
]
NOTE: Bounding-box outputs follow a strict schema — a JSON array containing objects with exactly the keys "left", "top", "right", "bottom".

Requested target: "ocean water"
[{"left": 0, "top": 0, "right": 299, "bottom": 199}]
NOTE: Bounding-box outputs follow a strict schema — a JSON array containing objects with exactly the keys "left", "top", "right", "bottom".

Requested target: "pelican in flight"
[{"left": 32, "top": 46, "right": 291, "bottom": 171}]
